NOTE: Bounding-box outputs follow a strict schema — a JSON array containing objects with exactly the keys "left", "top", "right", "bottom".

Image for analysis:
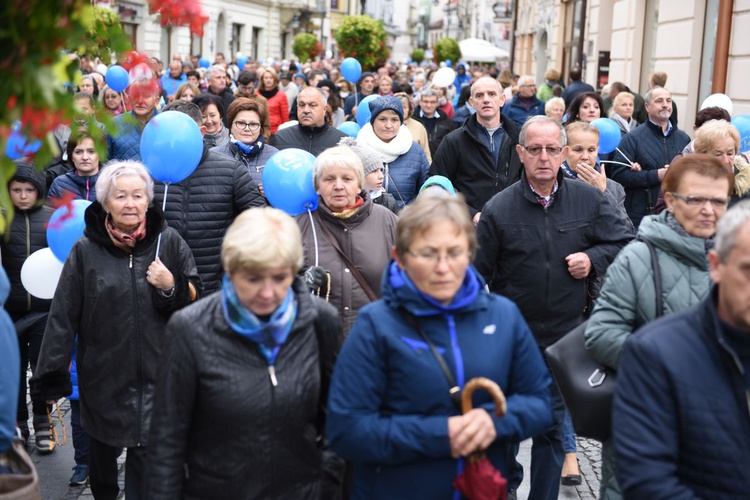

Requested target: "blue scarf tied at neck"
[
  {"left": 388, "top": 261, "right": 481, "bottom": 314},
  {"left": 221, "top": 274, "right": 297, "bottom": 365},
  {"left": 232, "top": 135, "right": 265, "bottom": 158}
]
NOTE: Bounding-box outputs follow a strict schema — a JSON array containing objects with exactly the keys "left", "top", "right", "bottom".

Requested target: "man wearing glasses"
[
  {"left": 475, "top": 115, "right": 632, "bottom": 500},
  {"left": 501, "top": 75, "right": 546, "bottom": 127}
]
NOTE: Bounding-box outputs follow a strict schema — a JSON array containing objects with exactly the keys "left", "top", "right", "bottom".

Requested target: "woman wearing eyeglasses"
[
  {"left": 326, "top": 194, "right": 554, "bottom": 499},
  {"left": 99, "top": 85, "right": 124, "bottom": 116},
  {"left": 212, "top": 98, "right": 278, "bottom": 196},
  {"left": 584, "top": 154, "right": 734, "bottom": 500}
]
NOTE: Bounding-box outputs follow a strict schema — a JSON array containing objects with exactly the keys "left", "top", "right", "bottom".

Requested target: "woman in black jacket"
[
  {"left": 31, "top": 160, "right": 201, "bottom": 500},
  {"left": 147, "top": 206, "right": 343, "bottom": 499}
]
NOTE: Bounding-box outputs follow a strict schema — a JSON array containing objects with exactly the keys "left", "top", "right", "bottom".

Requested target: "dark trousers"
[
  {"left": 89, "top": 437, "right": 146, "bottom": 500},
  {"left": 70, "top": 400, "right": 90, "bottom": 465},
  {"left": 15, "top": 313, "right": 48, "bottom": 428}
]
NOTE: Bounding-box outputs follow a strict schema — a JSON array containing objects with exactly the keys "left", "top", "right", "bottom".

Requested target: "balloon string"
[
  {"left": 155, "top": 183, "right": 169, "bottom": 258},
  {"left": 307, "top": 208, "right": 319, "bottom": 268},
  {"left": 600, "top": 160, "right": 634, "bottom": 167},
  {"left": 615, "top": 147, "right": 634, "bottom": 165}
]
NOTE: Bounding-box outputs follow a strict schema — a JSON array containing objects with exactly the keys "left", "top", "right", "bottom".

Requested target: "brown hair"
[
  {"left": 259, "top": 67, "right": 279, "bottom": 90},
  {"left": 662, "top": 154, "right": 734, "bottom": 196},
  {"left": 66, "top": 131, "right": 107, "bottom": 169},
  {"left": 175, "top": 82, "right": 200, "bottom": 100},
  {"left": 226, "top": 97, "right": 271, "bottom": 141}
]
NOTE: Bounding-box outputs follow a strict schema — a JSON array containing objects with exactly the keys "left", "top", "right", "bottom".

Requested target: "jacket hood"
[
  {"left": 11, "top": 162, "right": 46, "bottom": 200},
  {"left": 637, "top": 211, "right": 710, "bottom": 269},
  {"left": 83, "top": 200, "right": 168, "bottom": 251}
]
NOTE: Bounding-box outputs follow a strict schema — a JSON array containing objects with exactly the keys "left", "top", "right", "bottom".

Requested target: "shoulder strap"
[
  {"left": 312, "top": 210, "right": 378, "bottom": 302},
  {"left": 399, "top": 308, "right": 461, "bottom": 409},
  {"left": 637, "top": 237, "right": 664, "bottom": 317}
]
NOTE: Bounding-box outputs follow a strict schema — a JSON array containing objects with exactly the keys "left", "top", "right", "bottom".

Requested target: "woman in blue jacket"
[{"left": 327, "top": 194, "right": 554, "bottom": 499}]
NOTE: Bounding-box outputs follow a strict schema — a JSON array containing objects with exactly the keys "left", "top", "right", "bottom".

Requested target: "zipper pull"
[
  {"left": 129, "top": 254, "right": 133, "bottom": 268},
  {"left": 268, "top": 365, "right": 278, "bottom": 387}
]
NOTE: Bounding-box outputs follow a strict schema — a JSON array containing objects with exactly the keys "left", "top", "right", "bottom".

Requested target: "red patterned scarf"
[{"left": 105, "top": 214, "right": 147, "bottom": 252}]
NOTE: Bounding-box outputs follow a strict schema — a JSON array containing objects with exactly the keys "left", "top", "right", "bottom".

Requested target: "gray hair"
[
  {"left": 299, "top": 86, "right": 327, "bottom": 103},
  {"left": 313, "top": 146, "right": 365, "bottom": 191},
  {"left": 519, "top": 115, "right": 567, "bottom": 147},
  {"left": 644, "top": 86, "right": 670, "bottom": 105},
  {"left": 714, "top": 200, "right": 750, "bottom": 261},
  {"left": 470, "top": 76, "right": 503, "bottom": 96},
  {"left": 162, "top": 100, "right": 203, "bottom": 126},
  {"left": 205, "top": 65, "right": 226, "bottom": 80},
  {"left": 518, "top": 75, "right": 535, "bottom": 87},
  {"left": 419, "top": 89, "right": 438, "bottom": 100},
  {"left": 96, "top": 160, "right": 155, "bottom": 209}
]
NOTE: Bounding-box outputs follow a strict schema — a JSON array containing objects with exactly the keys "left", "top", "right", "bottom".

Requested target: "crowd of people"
[{"left": 1, "top": 50, "right": 750, "bottom": 500}]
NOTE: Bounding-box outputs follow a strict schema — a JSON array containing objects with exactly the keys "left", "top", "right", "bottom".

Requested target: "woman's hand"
[
  {"left": 448, "top": 409, "right": 497, "bottom": 458},
  {"left": 576, "top": 163, "right": 607, "bottom": 193},
  {"left": 147, "top": 256, "right": 175, "bottom": 291},
  {"left": 630, "top": 161, "right": 642, "bottom": 172}
]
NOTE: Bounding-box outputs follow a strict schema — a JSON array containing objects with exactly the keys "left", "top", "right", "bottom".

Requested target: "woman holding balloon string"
[
  {"left": 32, "top": 160, "right": 201, "bottom": 500},
  {"left": 296, "top": 145, "right": 397, "bottom": 336}
]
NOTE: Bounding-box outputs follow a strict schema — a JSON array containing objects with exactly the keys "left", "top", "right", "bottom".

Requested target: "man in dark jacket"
[
  {"left": 475, "top": 116, "right": 632, "bottom": 500},
  {"left": 430, "top": 77, "right": 522, "bottom": 223},
  {"left": 411, "top": 89, "right": 456, "bottom": 158},
  {"left": 501, "top": 75, "right": 546, "bottom": 126},
  {"left": 562, "top": 67, "right": 595, "bottom": 108},
  {"left": 610, "top": 87, "right": 691, "bottom": 228},
  {"left": 205, "top": 65, "right": 235, "bottom": 127},
  {"left": 343, "top": 72, "right": 376, "bottom": 121},
  {"left": 613, "top": 201, "right": 750, "bottom": 499},
  {"left": 153, "top": 100, "right": 265, "bottom": 294},
  {"left": 269, "top": 87, "right": 347, "bottom": 157}
]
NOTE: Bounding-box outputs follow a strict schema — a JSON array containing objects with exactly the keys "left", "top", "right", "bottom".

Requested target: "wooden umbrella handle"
[{"left": 461, "top": 377, "right": 507, "bottom": 417}]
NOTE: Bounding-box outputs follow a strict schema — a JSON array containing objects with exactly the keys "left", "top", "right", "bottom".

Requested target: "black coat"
[
  {"left": 268, "top": 123, "right": 347, "bottom": 157},
  {"left": 475, "top": 170, "right": 633, "bottom": 346},
  {"left": 611, "top": 120, "right": 690, "bottom": 228},
  {"left": 430, "top": 113, "right": 522, "bottom": 216},
  {"left": 147, "top": 278, "right": 342, "bottom": 499},
  {"left": 31, "top": 203, "right": 201, "bottom": 447},
  {"left": 411, "top": 107, "right": 457, "bottom": 157},
  {"left": 153, "top": 145, "right": 265, "bottom": 294}
]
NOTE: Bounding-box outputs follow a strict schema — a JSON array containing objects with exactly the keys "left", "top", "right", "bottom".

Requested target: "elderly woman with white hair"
[
  {"left": 297, "top": 145, "right": 398, "bottom": 335},
  {"left": 147, "top": 207, "right": 343, "bottom": 499},
  {"left": 31, "top": 160, "right": 201, "bottom": 500}
]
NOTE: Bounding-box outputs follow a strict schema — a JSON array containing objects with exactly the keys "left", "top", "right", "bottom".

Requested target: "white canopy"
[{"left": 459, "top": 38, "right": 510, "bottom": 63}]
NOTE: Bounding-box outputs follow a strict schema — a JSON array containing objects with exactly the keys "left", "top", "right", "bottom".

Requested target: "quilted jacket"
[
  {"left": 48, "top": 170, "right": 101, "bottom": 202},
  {"left": 584, "top": 211, "right": 712, "bottom": 370},
  {"left": 153, "top": 145, "right": 265, "bottom": 294},
  {"left": 382, "top": 143, "right": 430, "bottom": 207},
  {"left": 613, "top": 288, "right": 750, "bottom": 499},
  {"left": 107, "top": 110, "right": 159, "bottom": 162},
  {"left": 211, "top": 140, "right": 280, "bottom": 186}
]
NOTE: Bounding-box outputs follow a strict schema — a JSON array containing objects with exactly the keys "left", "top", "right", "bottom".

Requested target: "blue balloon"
[
  {"left": 341, "top": 57, "right": 362, "bottom": 83},
  {"left": 105, "top": 65, "right": 129, "bottom": 92},
  {"left": 47, "top": 200, "right": 92, "bottom": 263},
  {"left": 445, "top": 59, "right": 452, "bottom": 67},
  {"left": 140, "top": 112, "right": 203, "bottom": 184},
  {"left": 5, "top": 122, "right": 42, "bottom": 160},
  {"left": 199, "top": 57, "right": 210, "bottom": 68},
  {"left": 338, "top": 121, "right": 361, "bottom": 137},
  {"left": 356, "top": 94, "right": 380, "bottom": 128},
  {"left": 590, "top": 118, "right": 621, "bottom": 154},
  {"left": 262, "top": 149, "right": 318, "bottom": 216},
  {"left": 237, "top": 56, "right": 248, "bottom": 70},
  {"left": 732, "top": 115, "right": 750, "bottom": 153}
]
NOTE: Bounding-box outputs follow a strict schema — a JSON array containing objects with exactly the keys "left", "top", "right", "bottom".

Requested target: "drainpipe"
[
  {"left": 510, "top": 0, "right": 518, "bottom": 70},
  {"left": 712, "top": 0, "right": 733, "bottom": 93}
]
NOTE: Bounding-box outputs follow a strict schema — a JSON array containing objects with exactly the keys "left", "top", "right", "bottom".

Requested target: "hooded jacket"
[
  {"left": 147, "top": 278, "right": 342, "bottom": 499},
  {"left": 430, "top": 113, "right": 522, "bottom": 217},
  {"left": 31, "top": 203, "right": 200, "bottom": 447},
  {"left": 1, "top": 165, "right": 54, "bottom": 318},
  {"left": 327, "top": 263, "right": 554, "bottom": 499},
  {"left": 153, "top": 145, "right": 265, "bottom": 294}
]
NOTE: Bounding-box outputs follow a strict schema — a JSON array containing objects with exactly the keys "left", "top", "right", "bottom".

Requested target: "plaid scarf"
[
  {"left": 105, "top": 214, "right": 147, "bottom": 253},
  {"left": 331, "top": 195, "right": 365, "bottom": 219}
]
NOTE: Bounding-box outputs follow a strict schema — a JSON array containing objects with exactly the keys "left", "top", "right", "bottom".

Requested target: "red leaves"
[
  {"left": 122, "top": 50, "right": 149, "bottom": 71},
  {"left": 148, "top": 0, "right": 209, "bottom": 37},
  {"left": 20, "top": 106, "right": 65, "bottom": 140}
]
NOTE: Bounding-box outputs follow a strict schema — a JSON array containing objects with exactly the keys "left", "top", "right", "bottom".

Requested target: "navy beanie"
[{"left": 369, "top": 96, "right": 404, "bottom": 126}]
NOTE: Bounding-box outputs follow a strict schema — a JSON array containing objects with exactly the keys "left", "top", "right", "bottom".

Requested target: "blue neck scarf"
[
  {"left": 388, "top": 261, "right": 481, "bottom": 314},
  {"left": 232, "top": 135, "right": 265, "bottom": 158},
  {"left": 221, "top": 274, "right": 297, "bottom": 365}
]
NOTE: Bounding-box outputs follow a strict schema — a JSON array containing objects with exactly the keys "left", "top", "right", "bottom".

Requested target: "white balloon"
[
  {"left": 21, "top": 248, "right": 64, "bottom": 300},
  {"left": 432, "top": 67, "right": 456, "bottom": 88},
  {"left": 700, "top": 93, "right": 733, "bottom": 115}
]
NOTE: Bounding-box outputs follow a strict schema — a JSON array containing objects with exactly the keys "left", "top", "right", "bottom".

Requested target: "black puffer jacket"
[
  {"left": 430, "top": 113, "right": 522, "bottom": 217},
  {"left": 147, "top": 278, "right": 342, "bottom": 499},
  {"left": 268, "top": 123, "right": 347, "bottom": 157},
  {"left": 1, "top": 166, "right": 53, "bottom": 319},
  {"left": 153, "top": 145, "right": 265, "bottom": 294},
  {"left": 31, "top": 203, "right": 200, "bottom": 448}
]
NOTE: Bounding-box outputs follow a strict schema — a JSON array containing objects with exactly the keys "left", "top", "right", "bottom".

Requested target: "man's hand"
[
  {"left": 448, "top": 409, "right": 497, "bottom": 458},
  {"left": 565, "top": 252, "right": 592, "bottom": 279}
]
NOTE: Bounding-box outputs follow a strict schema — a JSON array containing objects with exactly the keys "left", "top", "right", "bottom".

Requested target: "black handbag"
[{"left": 545, "top": 238, "right": 662, "bottom": 442}]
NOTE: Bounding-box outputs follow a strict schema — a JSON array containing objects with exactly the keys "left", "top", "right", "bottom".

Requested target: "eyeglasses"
[
  {"left": 234, "top": 121, "right": 261, "bottom": 131},
  {"left": 670, "top": 192, "right": 729, "bottom": 209},
  {"left": 407, "top": 250, "right": 470, "bottom": 265},
  {"left": 522, "top": 145, "right": 564, "bottom": 156}
]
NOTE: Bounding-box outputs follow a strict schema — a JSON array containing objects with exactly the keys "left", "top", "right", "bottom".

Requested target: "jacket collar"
[
  {"left": 644, "top": 117, "right": 675, "bottom": 137},
  {"left": 297, "top": 122, "right": 330, "bottom": 135},
  {"left": 521, "top": 167, "right": 566, "bottom": 205},
  {"left": 316, "top": 191, "right": 373, "bottom": 226},
  {"left": 83, "top": 201, "right": 167, "bottom": 253},
  {"left": 462, "top": 112, "right": 520, "bottom": 143}
]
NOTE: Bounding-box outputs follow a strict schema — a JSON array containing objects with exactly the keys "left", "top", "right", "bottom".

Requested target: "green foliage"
[
  {"left": 433, "top": 37, "right": 461, "bottom": 64},
  {"left": 410, "top": 48, "right": 425, "bottom": 64},
  {"left": 292, "top": 33, "right": 322, "bottom": 62},
  {"left": 334, "top": 16, "right": 389, "bottom": 70},
  {"left": 0, "top": 0, "right": 131, "bottom": 232}
]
